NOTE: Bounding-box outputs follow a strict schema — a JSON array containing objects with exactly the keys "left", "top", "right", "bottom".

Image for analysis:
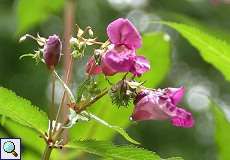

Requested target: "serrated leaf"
[
  {"left": 161, "top": 22, "right": 230, "bottom": 81},
  {"left": 69, "top": 32, "right": 171, "bottom": 141},
  {"left": 0, "top": 87, "right": 48, "bottom": 133},
  {"left": 66, "top": 140, "right": 161, "bottom": 160},
  {"left": 4, "top": 120, "right": 45, "bottom": 154},
  {"left": 212, "top": 104, "right": 230, "bottom": 160}
]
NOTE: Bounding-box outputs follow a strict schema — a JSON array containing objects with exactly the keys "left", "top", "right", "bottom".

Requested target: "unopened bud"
[{"left": 43, "top": 35, "right": 62, "bottom": 68}]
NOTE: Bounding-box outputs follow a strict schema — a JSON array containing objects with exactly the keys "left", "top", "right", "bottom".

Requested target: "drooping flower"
[
  {"left": 131, "top": 87, "right": 194, "bottom": 128},
  {"left": 43, "top": 34, "right": 62, "bottom": 68},
  {"left": 85, "top": 18, "right": 150, "bottom": 76}
]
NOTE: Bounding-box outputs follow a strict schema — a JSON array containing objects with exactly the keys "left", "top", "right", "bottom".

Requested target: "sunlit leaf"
[
  {"left": 65, "top": 140, "right": 161, "bottom": 160},
  {"left": 161, "top": 22, "right": 230, "bottom": 81},
  {"left": 87, "top": 112, "right": 139, "bottom": 144},
  {"left": 17, "top": 0, "right": 64, "bottom": 33},
  {"left": 138, "top": 32, "right": 171, "bottom": 87},
  {"left": 212, "top": 105, "right": 230, "bottom": 160},
  {"left": 4, "top": 120, "right": 45, "bottom": 155},
  {"left": 0, "top": 87, "right": 48, "bottom": 133}
]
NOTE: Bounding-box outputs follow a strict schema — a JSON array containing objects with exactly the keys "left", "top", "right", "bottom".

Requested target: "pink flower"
[
  {"left": 102, "top": 18, "right": 149, "bottom": 76},
  {"left": 43, "top": 34, "right": 62, "bottom": 68},
  {"left": 107, "top": 18, "right": 142, "bottom": 49},
  {"left": 85, "top": 56, "right": 102, "bottom": 75},
  {"left": 85, "top": 18, "right": 150, "bottom": 76},
  {"left": 131, "top": 87, "right": 194, "bottom": 128}
]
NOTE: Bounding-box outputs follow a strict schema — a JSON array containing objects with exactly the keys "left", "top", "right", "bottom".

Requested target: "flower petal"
[
  {"left": 130, "top": 56, "right": 150, "bottom": 77},
  {"left": 167, "top": 87, "right": 185, "bottom": 105},
  {"left": 132, "top": 91, "right": 170, "bottom": 121},
  {"left": 101, "top": 46, "right": 135, "bottom": 76},
  {"left": 170, "top": 107, "right": 194, "bottom": 128},
  {"left": 107, "top": 18, "right": 142, "bottom": 49}
]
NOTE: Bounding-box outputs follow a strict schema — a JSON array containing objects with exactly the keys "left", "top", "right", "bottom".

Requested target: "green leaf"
[
  {"left": 87, "top": 112, "right": 139, "bottom": 144},
  {"left": 4, "top": 120, "right": 45, "bottom": 154},
  {"left": 165, "top": 157, "right": 184, "bottom": 160},
  {"left": 66, "top": 140, "right": 161, "bottom": 160},
  {"left": 17, "top": 0, "right": 64, "bottom": 33},
  {"left": 138, "top": 32, "right": 171, "bottom": 87},
  {"left": 161, "top": 22, "right": 230, "bottom": 81},
  {"left": 0, "top": 87, "right": 48, "bottom": 133},
  {"left": 23, "top": 150, "right": 40, "bottom": 160},
  {"left": 212, "top": 105, "right": 230, "bottom": 160},
  {"left": 69, "top": 32, "right": 171, "bottom": 141}
]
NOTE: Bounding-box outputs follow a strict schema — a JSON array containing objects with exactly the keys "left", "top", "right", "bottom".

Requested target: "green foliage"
[
  {"left": 17, "top": 0, "right": 64, "bottom": 33},
  {"left": 0, "top": 87, "right": 48, "bottom": 133},
  {"left": 23, "top": 150, "right": 40, "bottom": 160},
  {"left": 4, "top": 120, "right": 45, "bottom": 154},
  {"left": 212, "top": 105, "right": 230, "bottom": 160},
  {"left": 69, "top": 32, "right": 171, "bottom": 141},
  {"left": 66, "top": 140, "right": 161, "bottom": 160},
  {"left": 88, "top": 113, "right": 139, "bottom": 144},
  {"left": 162, "top": 22, "right": 230, "bottom": 81},
  {"left": 138, "top": 32, "right": 171, "bottom": 87}
]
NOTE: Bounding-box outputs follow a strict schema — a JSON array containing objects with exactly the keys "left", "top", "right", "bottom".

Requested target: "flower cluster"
[
  {"left": 20, "top": 18, "right": 194, "bottom": 130},
  {"left": 85, "top": 18, "right": 194, "bottom": 128},
  {"left": 86, "top": 18, "right": 150, "bottom": 77}
]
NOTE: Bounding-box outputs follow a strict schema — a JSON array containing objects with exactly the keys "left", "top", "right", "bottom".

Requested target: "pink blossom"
[
  {"left": 131, "top": 87, "right": 194, "bottom": 128},
  {"left": 85, "top": 56, "right": 102, "bottom": 75},
  {"left": 101, "top": 18, "right": 150, "bottom": 76},
  {"left": 107, "top": 18, "right": 142, "bottom": 49},
  {"left": 86, "top": 18, "right": 150, "bottom": 76}
]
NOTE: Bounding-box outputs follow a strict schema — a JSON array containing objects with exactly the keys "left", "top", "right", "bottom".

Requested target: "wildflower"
[
  {"left": 131, "top": 87, "right": 194, "bottom": 128},
  {"left": 85, "top": 56, "right": 102, "bottom": 75},
  {"left": 43, "top": 35, "right": 62, "bottom": 68},
  {"left": 86, "top": 18, "right": 150, "bottom": 76}
]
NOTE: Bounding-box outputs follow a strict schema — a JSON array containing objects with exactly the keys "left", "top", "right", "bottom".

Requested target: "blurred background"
[{"left": 1, "top": 0, "right": 230, "bottom": 159}]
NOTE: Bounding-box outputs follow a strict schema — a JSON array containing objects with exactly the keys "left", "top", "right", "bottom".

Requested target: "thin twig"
[{"left": 77, "top": 88, "right": 109, "bottom": 113}]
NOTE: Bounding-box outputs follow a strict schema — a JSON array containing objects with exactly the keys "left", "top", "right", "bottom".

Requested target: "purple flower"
[
  {"left": 43, "top": 35, "right": 62, "bottom": 68},
  {"left": 101, "top": 18, "right": 150, "bottom": 76},
  {"left": 131, "top": 87, "right": 194, "bottom": 128}
]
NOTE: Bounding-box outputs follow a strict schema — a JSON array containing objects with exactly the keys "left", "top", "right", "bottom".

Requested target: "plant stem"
[
  {"left": 42, "top": 0, "right": 75, "bottom": 159},
  {"left": 77, "top": 89, "right": 109, "bottom": 113},
  {"left": 50, "top": 70, "right": 56, "bottom": 120},
  {"left": 42, "top": 145, "right": 53, "bottom": 160},
  {"left": 61, "top": 0, "right": 75, "bottom": 144}
]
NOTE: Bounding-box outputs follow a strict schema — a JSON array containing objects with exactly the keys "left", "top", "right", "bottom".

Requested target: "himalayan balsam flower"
[
  {"left": 43, "top": 35, "right": 62, "bottom": 68},
  {"left": 86, "top": 56, "right": 102, "bottom": 75},
  {"left": 131, "top": 87, "right": 194, "bottom": 128},
  {"left": 86, "top": 18, "right": 150, "bottom": 76}
]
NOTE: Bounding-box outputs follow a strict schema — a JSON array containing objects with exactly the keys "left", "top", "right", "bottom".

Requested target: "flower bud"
[
  {"left": 43, "top": 35, "right": 62, "bottom": 68},
  {"left": 85, "top": 56, "right": 102, "bottom": 75}
]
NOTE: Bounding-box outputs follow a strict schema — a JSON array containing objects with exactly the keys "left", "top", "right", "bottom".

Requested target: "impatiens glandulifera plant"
[{"left": 18, "top": 18, "right": 194, "bottom": 160}]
